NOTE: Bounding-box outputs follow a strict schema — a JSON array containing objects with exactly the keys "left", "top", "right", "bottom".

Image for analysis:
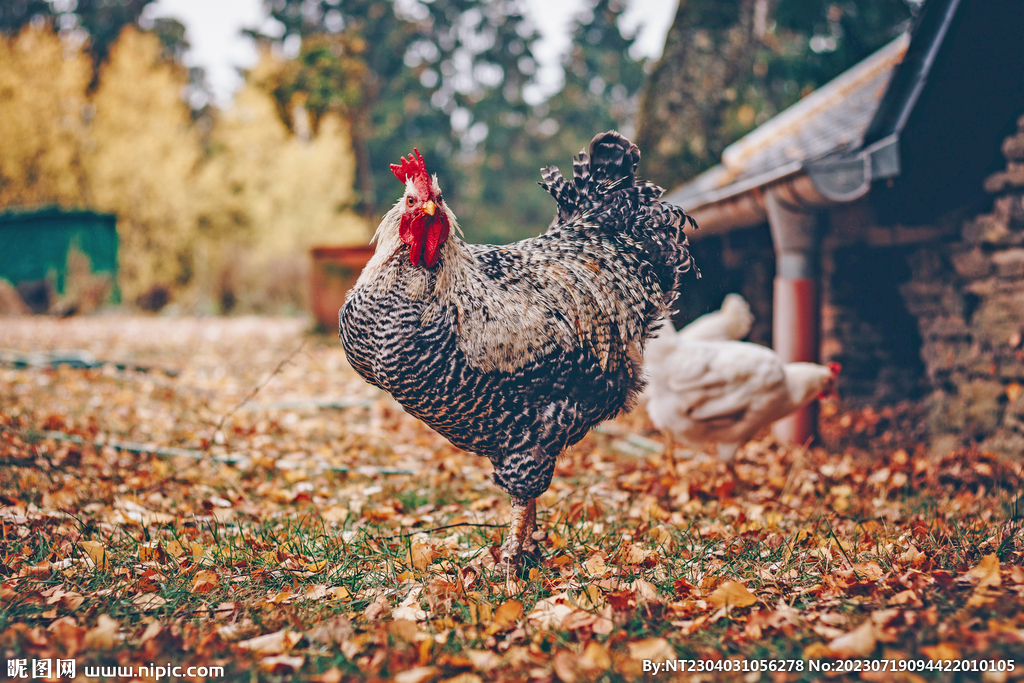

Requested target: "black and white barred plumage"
[{"left": 340, "top": 131, "right": 696, "bottom": 501}]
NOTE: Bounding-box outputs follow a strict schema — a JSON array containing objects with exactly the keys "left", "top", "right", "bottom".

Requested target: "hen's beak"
[{"left": 422, "top": 200, "right": 436, "bottom": 216}]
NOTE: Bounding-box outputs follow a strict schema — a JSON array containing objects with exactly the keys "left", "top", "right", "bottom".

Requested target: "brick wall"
[
  {"left": 898, "top": 115, "right": 1024, "bottom": 455},
  {"left": 819, "top": 201, "right": 953, "bottom": 406}
]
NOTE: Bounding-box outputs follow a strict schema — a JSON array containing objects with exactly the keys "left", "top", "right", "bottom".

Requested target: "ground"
[{"left": 0, "top": 316, "right": 1022, "bottom": 682}]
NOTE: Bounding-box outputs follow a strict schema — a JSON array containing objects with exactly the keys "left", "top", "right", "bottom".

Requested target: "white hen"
[
  {"left": 647, "top": 293, "right": 753, "bottom": 360},
  {"left": 678, "top": 293, "right": 754, "bottom": 342},
  {"left": 645, "top": 339, "right": 840, "bottom": 472},
  {"left": 643, "top": 293, "right": 754, "bottom": 408}
]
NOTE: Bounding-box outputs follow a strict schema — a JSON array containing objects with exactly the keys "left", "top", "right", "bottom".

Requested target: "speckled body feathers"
[{"left": 340, "top": 131, "right": 695, "bottom": 500}]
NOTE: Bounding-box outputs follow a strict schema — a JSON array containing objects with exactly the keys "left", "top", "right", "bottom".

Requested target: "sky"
[{"left": 147, "top": 0, "right": 678, "bottom": 107}]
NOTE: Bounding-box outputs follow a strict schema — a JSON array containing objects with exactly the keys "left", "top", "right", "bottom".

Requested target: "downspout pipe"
[
  {"left": 764, "top": 187, "right": 822, "bottom": 445},
  {"left": 680, "top": 165, "right": 886, "bottom": 444}
]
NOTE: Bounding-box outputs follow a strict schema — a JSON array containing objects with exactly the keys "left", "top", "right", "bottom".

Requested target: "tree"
[
  {"left": 84, "top": 26, "right": 202, "bottom": 301},
  {"left": 251, "top": 0, "right": 541, "bottom": 238},
  {"left": 0, "top": 0, "right": 155, "bottom": 66},
  {"left": 199, "top": 50, "right": 367, "bottom": 259},
  {"left": 0, "top": 24, "right": 92, "bottom": 208},
  {"left": 637, "top": 0, "right": 915, "bottom": 190},
  {"left": 544, "top": 0, "right": 646, "bottom": 156},
  {"left": 449, "top": 0, "right": 648, "bottom": 243}
]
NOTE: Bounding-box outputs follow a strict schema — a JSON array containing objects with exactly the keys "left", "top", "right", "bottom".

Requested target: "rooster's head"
[{"left": 391, "top": 148, "right": 450, "bottom": 268}]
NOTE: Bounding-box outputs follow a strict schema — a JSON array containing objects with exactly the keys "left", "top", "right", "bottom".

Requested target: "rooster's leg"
[{"left": 500, "top": 497, "right": 537, "bottom": 566}]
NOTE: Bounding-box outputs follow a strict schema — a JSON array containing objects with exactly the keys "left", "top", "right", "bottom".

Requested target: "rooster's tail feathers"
[
  {"left": 587, "top": 130, "right": 640, "bottom": 188},
  {"left": 538, "top": 130, "right": 699, "bottom": 281},
  {"left": 539, "top": 131, "right": 643, "bottom": 216},
  {"left": 538, "top": 165, "right": 579, "bottom": 224}
]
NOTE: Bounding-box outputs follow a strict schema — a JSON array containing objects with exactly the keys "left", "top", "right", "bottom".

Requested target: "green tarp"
[{"left": 0, "top": 207, "right": 119, "bottom": 303}]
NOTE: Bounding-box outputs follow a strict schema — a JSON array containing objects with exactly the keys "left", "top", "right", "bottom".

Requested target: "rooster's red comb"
[
  {"left": 391, "top": 148, "right": 430, "bottom": 189},
  {"left": 828, "top": 361, "right": 842, "bottom": 375}
]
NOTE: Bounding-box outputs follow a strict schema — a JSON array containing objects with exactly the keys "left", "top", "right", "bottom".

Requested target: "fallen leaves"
[
  {"left": 527, "top": 593, "right": 574, "bottom": 631},
  {"left": 826, "top": 619, "right": 878, "bottom": 658},
  {"left": 627, "top": 637, "right": 675, "bottom": 662},
  {"left": 707, "top": 580, "right": 757, "bottom": 609},
  {"left": 971, "top": 553, "right": 1002, "bottom": 589},
  {"left": 393, "top": 584, "right": 428, "bottom": 621},
  {"left": 410, "top": 541, "right": 438, "bottom": 571},
  {"left": 190, "top": 569, "right": 219, "bottom": 593},
  {"left": 2, "top": 317, "right": 1023, "bottom": 681},
  {"left": 237, "top": 629, "right": 303, "bottom": 654},
  {"left": 83, "top": 614, "right": 118, "bottom": 650},
  {"left": 78, "top": 540, "right": 109, "bottom": 571},
  {"left": 485, "top": 599, "right": 522, "bottom": 635}
]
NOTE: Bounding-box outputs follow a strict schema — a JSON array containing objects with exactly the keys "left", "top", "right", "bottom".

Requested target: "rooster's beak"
[{"left": 422, "top": 200, "right": 436, "bottom": 216}]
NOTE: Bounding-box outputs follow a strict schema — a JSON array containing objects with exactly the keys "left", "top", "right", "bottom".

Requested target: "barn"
[{"left": 666, "top": 0, "right": 1024, "bottom": 454}]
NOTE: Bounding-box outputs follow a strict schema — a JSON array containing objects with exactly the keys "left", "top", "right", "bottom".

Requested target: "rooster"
[
  {"left": 339, "top": 132, "right": 696, "bottom": 566},
  {"left": 645, "top": 338, "right": 839, "bottom": 475}
]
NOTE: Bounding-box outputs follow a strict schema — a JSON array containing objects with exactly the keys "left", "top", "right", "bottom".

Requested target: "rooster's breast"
[{"left": 340, "top": 285, "right": 637, "bottom": 460}]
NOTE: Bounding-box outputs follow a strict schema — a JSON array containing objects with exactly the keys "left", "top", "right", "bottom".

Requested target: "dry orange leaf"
[
  {"left": 311, "top": 667, "right": 343, "bottom": 683},
  {"left": 583, "top": 553, "right": 608, "bottom": 577},
  {"left": 47, "top": 616, "right": 85, "bottom": 657},
  {"left": 580, "top": 640, "right": 612, "bottom": 671},
  {"left": 827, "top": 620, "right": 877, "bottom": 658},
  {"left": 707, "top": 581, "right": 757, "bottom": 609},
  {"left": 237, "top": 629, "right": 302, "bottom": 654},
  {"left": 191, "top": 569, "right": 219, "bottom": 593},
  {"left": 83, "top": 614, "right": 118, "bottom": 650},
  {"left": 131, "top": 593, "right": 167, "bottom": 611},
  {"left": 627, "top": 638, "right": 675, "bottom": 662},
  {"left": 393, "top": 666, "right": 438, "bottom": 683},
  {"left": 922, "top": 642, "right": 961, "bottom": 661},
  {"left": 464, "top": 649, "right": 502, "bottom": 672},
  {"left": 621, "top": 544, "right": 652, "bottom": 565},
  {"left": 528, "top": 593, "right": 573, "bottom": 630},
  {"left": 138, "top": 541, "right": 168, "bottom": 564},
  {"left": 259, "top": 654, "right": 304, "bottom": 673},
  {"left": 969, "top": 553, "right": 1001, "bottom": 589},
  {"left": 548, "top": 532, "right": 567, "bottom": 549},
  {"left": 890, "top": 589, "right": 922, "bottom": 607},
  {"left": 79, "top": 541, "right": 109, "bottom": 571},
  {"left": 485, "top": 599, "right": 522, "bottom": 635},
  {"left": 853, "top": 561, "right": 885, "bottom": 581},
  {"left": 629, "top": 579, "right": 659, "bottom": 603},
  {"left": 410, "top": 542, "right": 437, "bottom": 571},
  {"left": 552, "top": 650, "right": 579, "bottom": 683}
]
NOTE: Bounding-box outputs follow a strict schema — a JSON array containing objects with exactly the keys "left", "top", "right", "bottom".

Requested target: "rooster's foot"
[{"left": 499, "top": 497, "right": 538, "bottom": 568}]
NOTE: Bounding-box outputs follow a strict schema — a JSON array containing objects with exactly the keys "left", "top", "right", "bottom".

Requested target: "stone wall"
[
  {"left": 819, "top": 202, "right": 953, "bottom": 405},
  {"left": 898, "top": 115, "right": 1024, "bottom": 455}
]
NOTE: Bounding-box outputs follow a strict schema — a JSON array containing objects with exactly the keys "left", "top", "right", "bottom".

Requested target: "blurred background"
[{"left": 0, "top": 0, "right": 916, "bottom": 316}]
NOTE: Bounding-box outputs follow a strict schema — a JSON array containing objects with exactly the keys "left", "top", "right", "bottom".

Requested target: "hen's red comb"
[
  {"left": 391, "top": 148, "right": 429, "bottom": 187},
  {"left": 828, "top": 361, "right": 842, "bottom": 375}
]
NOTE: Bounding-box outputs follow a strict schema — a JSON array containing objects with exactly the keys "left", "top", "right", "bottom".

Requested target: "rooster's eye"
[{"left": 406, "top": 197, "right": 415, "bottom": 207}]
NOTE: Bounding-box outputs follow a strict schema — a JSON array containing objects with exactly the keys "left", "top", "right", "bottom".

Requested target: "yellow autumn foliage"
[
  {"left": 0, "top": 26, "right": 367, "bottom": 310},
  {"left": 198, "top": 50, "right": 367, "bottom": 259},
  {"left": 85, "top": 27, "right": 202, "bottom": 302},
  {"left": 0, "top": 25, "right": 92, "bottom": 207}
]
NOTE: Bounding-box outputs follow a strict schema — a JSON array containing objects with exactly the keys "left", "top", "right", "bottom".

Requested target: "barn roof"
[
  {"left": 666, "top": 0, "right": 1024, "bottom": 228},
  {"left": 664, "top": 34, "right": 909, "bottom": 211}
]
